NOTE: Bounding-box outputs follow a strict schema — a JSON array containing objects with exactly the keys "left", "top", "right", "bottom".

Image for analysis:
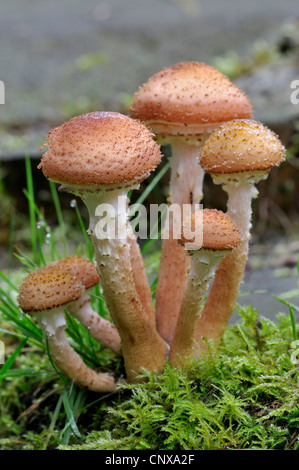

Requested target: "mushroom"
[
  {"left": 49, "top": 255, "right": 122, "bottom": 356},
  {"left": 169, "top": 209, "right": 241, "bottom": 367},
  {"left": 18, "top": 267, "right": 119, "bottom": 392},
  {"left": 195, "top": 119, "right": 286, "bottom": 348},
  {"left": 38, "top": 111, "right": 168, "bottom": 382},
  {"left": 40, "top": 111, "right": 155, "bottom": 327},
  {"left": 129, "top": 61, "right": 252, "bottom": 343}
]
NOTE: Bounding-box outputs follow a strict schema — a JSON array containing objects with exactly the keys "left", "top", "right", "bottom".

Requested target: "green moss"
[
  {"left": 0, "top": 300, "right": 298, "bottom": 450},
  {"left": 58, "top": 307, "right": 299, "bottom": 451}
]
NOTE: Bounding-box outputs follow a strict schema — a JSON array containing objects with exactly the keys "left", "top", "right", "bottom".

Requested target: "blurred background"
[{"left": 1, "top": 0, "right": 299, "bottom": 316}]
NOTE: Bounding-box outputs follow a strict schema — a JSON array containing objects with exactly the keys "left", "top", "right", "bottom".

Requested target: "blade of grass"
[
  {"left": 0, "top": 368, "right": 53, "bottom": 378},
  {"left": 91, "top": 285, "right": 107, "bottom": 318},
  {"left": 274, "top": 296, "right": 298, "bottom": 340},
  {"left": 36, "top": 223, "right": 47, "bottom": 267},
  {"left": 43, "top": 393, "right": 64, "bottom": 450},
  {"left": 0, "top": 271, "right": 19, "bottom": 293},
  {"left": 65, "top": 315, "right": 102, "bottom": 368},
  {"left": 13, "top": 248, "right": 38, "bottom": 271},
  {"left": 140, "top": 207, "right": 166, "bottom": 254},
  {"left": 288, "top": 304, "right": 298, "bottom": 341},
  {"left": 0, "top": 289, "right": 44, "bottom": 345},
  {"left": 132, "top": 162, "right": 170, "bottom": 208},
  {"left": 0, "top": 312, "right": 43, "bottom": 347},
  {"left": 25, "top": 154, "right": 37, "bottom": 263},
  {"left": 8, "top": 208, "right": 16, "bottom": 269},
  {"left": 0, "top": 338, "right": 27, "bottom": 382},
  {"left": 274, "top": 295, "right": 299, "bottom": 313},
  {"left": 23, "top": 188, "right": 61, "bottom": 263},
  {"left": 49, "top": 181, "right": 69, "bottom": 256},
  {"left": 73, "top": 201, "right": 93, "bottom": 260},
  {"left": 60, "top": 387, "right": 84, "bottom": 443}
]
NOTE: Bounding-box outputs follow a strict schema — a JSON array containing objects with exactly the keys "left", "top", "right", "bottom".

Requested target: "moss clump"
[
  {"left": 59, "top": 306, "right": 299, "bottom": 451},
  {"left": 1, "top": 306, "right": 298, "bottom": 450}
]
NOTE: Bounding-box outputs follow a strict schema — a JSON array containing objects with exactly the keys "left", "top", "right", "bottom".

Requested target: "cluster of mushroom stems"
[{"left": 18, "top": 62, "right": 286, "bottom": 392}]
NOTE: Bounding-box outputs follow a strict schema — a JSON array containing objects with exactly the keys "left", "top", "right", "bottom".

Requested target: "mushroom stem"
[
  {"left": 78, "top": 188, "right": 155, "bottom": 324},
  {"left": 81, "top": 189, "right": 168, "bottom": 383},
  {"left": 225, "top": 181, "right": 258, "bottom": 242},
  {"left": 169, "top": 250, "right": 225, "bottom": 367},
  {"left": 127, "top": 224, "right": 156, "bottom": 327},
  {"left": 155, "top": 140, "right": 205, "bottom": 344},
  {"left": 68, "top": 291, "right": 122, "bottom": 356},
  {"left": 195, "top": 179, "right": 259, "bottom": 349},
  {"left": 168, "top": 140, "right": 205, "bottom": 206},
  {"left": 37, "top": 307, "right": 118, "bottom": 392}
]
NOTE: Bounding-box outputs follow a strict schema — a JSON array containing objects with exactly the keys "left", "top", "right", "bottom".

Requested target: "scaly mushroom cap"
[
  {"left": 129, "top": 62, "right": 252, "bottom": 134},
  {"left": 38, "top": 111, "right": 162, "bottom": 187},
  {"left": 180, "top": 209, "right": 241, "bottom": 251},
  {"left": 49, "top": 256, "right": 99, "bottom": 290},
  {"left": 200, "top": 119, "right": 286, "bottom": 174},
  {"left": 18, "top": 267, "right": 83, "bottom": 312}
]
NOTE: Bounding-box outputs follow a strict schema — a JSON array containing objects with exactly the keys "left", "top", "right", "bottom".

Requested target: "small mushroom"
[
  {"left": 195, "top": 119, "right": 286, "bottom": 348},
  {"left": 18, "top": 267, "right": 119, "bottom": 392},
  {"left": 169, "top": 209, "right": 240, "bottom": 367},
  {"left": 49, "top": 255, "right": 122, "bottom": 356},
  {"left": 129, "top": 61, "right": 252, "bottom": 343},
  {"left": 38, "top": 112, "right": 168, "bottom": 382}
]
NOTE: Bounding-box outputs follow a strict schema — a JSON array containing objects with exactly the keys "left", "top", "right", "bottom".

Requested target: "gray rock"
[{"left": 236, "top": 58, "right": 299, "bottom": 127}]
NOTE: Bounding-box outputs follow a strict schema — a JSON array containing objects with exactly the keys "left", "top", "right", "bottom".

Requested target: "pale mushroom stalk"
[
  {"left": 79, "top": 188, "right": 168, "bottom": 383},
  {"left": 93, "top": 193, "right": 156, "bottom": 326},
  {"left": 154, "top": 138, "right": 206, "bottom": 343},
  {"left": 169, "top": 209, "right": 240, "bottom": 367},
  {"left": 168, "top": 139, "right": 205, "bottom": 206},
  {"left": 195, "top": 120, "right": 286, "bottom": 349},
  {"left": 127, "top": 225, "right": 156, "bottom": 327},
  {"left": 49, "top": 255, "right": 122, "bottom": 355},
  {"left": 224, "top": 178, "right": 261, "bottom": 242},
  {"left": 79, "top": 186, "right": 156, "bottom": 326},
  {"left": 194, "top": 175, "right": 264, "bottom": 348},
  {"left": 169, "top": 250, "right": 226, "bottom": 367},
  {"left": 67, "top": 290, "right": 122, "bottom": 356},
  {"left": 38, "top": 307, "right": 118, "bottom": 392}
]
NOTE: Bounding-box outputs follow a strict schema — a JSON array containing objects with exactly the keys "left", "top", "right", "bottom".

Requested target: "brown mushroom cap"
[
  {"left": 49, "top": 256, "right": 99, "bottom": 290},
  {"left": 129, "top": 62, "right": 252, "bottom": 130},
  {"left": 180, "top": 209, "right": 241, "bottom": 251},
  {"left": 38, "top": 111, "right": 162, "bottom": 187},
  {"left": 18, "top": 267, "right": 83, "bottom": 313},
  {"left": 200, "top": 119, "right": 286, "bottom": 174}
]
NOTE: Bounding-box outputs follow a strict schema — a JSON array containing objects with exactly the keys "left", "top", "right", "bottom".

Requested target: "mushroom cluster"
[
  {"left": 129, "top": 62, "right": 253, "bottom": 344},
  {"left": 17, "top": 61, "right": 286, "bottom": 391}
]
